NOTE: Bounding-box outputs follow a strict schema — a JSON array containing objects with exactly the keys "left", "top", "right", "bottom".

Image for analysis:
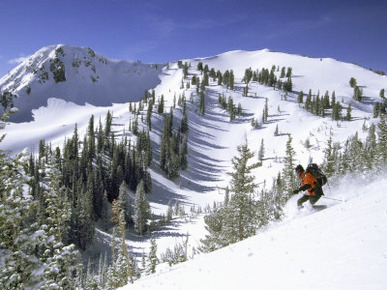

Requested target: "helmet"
[{"left": 295, "top": 165, "right": 304, "bottom": 174}]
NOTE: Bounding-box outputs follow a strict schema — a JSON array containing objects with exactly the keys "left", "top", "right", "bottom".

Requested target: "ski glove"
[{"left": 292, "top": 189, "right": 300, "bottom": 194}]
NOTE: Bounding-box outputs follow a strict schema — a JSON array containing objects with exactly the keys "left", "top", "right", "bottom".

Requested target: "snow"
[
  {"left": 124, "top": 174, "right": 387, "bottom": 289},
  {"left": 0, "top": 44, "right": 162, "bottom": 122},
  {"left": 2, "top": 46, "right": 387, "bottom": 289}
]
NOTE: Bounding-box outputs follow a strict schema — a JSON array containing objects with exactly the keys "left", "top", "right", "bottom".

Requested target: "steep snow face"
[
  {"left": 0, "top": 44, "right": 162, "bottom": 122},
  {"left": 124, "top": 174, "right": 387, "bottom": 290}
]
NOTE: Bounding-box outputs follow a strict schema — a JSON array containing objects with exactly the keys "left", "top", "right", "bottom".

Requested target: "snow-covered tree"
[
  {"left": 39, "top": 161, "right": 81, "bottom": 289},
  {"left": 134, "top": 180, "right": 150, "bottom": 235},
  {"left": 378, "top": 114, "right": 387, "bottom": 163},
  {"left": 145, "top": 238, "right": 159, "bottom": 275},
  {"left": 118, "top": 181, "right": 131, "bottom": 224},
  {"left": 107, "top": 199, "right": 133, "bottom": 288},
  {"left": 201, "top": 140, "right": 259, "bottom": 251},
  {"left": 258, "top": 138, "right": 265, "bottom": 165},
  {"left": 0, "top": 110, "right": 80, "bottom": 289},
  {"left": 227, "top": 140, "right": 260, "bottom": 241},
  {"left": 282, "top": 134, "right": 297, "bottom": 196}
]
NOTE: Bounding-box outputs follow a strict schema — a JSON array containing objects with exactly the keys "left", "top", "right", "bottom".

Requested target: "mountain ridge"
[
  {"left": 0, "top": 44, "right": 162, "bottom": 122},
  {"left": 2, "top": 44, "right": 387, "bottom": 123}
]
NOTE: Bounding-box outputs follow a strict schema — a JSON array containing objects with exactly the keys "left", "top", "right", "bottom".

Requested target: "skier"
[{"left": 292, "top": 164, "right": 324, "bottom": 208}]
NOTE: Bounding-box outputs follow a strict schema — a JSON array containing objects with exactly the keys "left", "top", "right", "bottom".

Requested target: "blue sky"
[{"left": 0, "top": 0, "right": 386, "bottom": 77}]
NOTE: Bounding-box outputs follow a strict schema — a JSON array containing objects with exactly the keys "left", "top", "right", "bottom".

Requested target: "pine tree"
[
  {"left": 199, "top": 90, "right": 205, "bottom": 115},
  {"left": 286, "top": 67, "right": 292, "bottom": 78},
  {"left": 134, "top": 180, "right": 150, "bottom": 235},
  {"left": 229, "top": 70, "right": 235, "bottom": 90},
  {"left": 158, "top": 95, "right": 165, "bottom": 114},
  {"left": 297, "top": 91, "right": 304, "bottom": 104},
  {"left": 349, "top": 77, "right": 357, "bottom": 88},
  {"left": 354, "top": 86, "right": 363, "bottom": 102},
  {"left": 264, "top": 98, "right": 269, "bottom": 122},
  {"left": 378, "top": 114, "right": 387, "bottom": 163},
  {"left": 280, "top": 67, "right": 286, "bottom": 78},
  {"left": 201, "top": 140, "right": 259, "bottom": 251},
  {"left": 76, "top": 181, "right": 95, "bottom": 250},
  {"left": 258, "top": 138, "right": 265, "bottom": 165},
  {"left": 88, "top": 115, "right": 96, "bottom": 160},
  {"left": 274, "top": 124, "right": 279, "bottom": 136},
  {"left": 282, "top": 134, "right": 297, "bottom": 196},
  {"left": 346, "top": 103, "right": 352, "bottom": 121},
  {"left": 119, "top": 181, "right": 131, "bottom": 224},
  {"left": 146, "top": 239, "right": 159, "bottom": 275},
  {"left": 109, "top": 199, "right": 134, "bottom": 286},
  {"left": 380, "top": 88, "right": 386, "bottom": 100},
  {"left": 305, "top": 89, "right": 312, "bottom": 111},
  {"left": 146, "top": 98, "right": 153, "bottom": 130},
  {"left": 364, "top": 124, "right": 379, "bottom": 170},
  {"left": 167, "top": 200, "right": 173, "bottom": 222},
  {"left": 332, "top": 101, "right": 342, "bottom": 121}
]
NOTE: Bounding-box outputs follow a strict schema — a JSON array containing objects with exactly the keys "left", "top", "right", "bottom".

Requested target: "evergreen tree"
[
  {"left": 264, "top": 98, "right": 269, "bottom": 122},
  {"left": 354, "top": 86, "right": 363, "bottom": 102},
  {"left": 199, "top": 90, "right": 205, "bottom": 115},
  {"left": 286, "top": 67, "right": 292, "bottom": 78},
  {"left": 297, "top": 91, "right": 304, "bottom": 104},
  {"left": 119, "top": 181, "right": 131, "bottom": 224},
  {"left": 380, "top": 88, "right": 386, "bottom": 100},
  {"left": 134, "top": 180, "right": 150, "bottom": 235},
  {"left": 88, "top": 115, "right": 96, "bottom": 160},
  {"left": 158, "top": 95, "right": 165, "bottom": 114},
  {"left": 282, "top": 134, "right": 297, "bottom": 196},
  {"left": 76, "top": 182, "right": 95, "bottom": 250},
  {"left": 378, "top": 114, "right": 387, "bottom": 162},
  {"left": 349, "top": 77, "right": 357, "bottom": 88},
  {"left": 258, "top": 138, "right": 265, "bottom": 165},
  {"left": 243, "top": 67, "right": 253, "bottom": 83},
  {"left": 332, "top": 100, "right": 343, "bottom": 121},
  {"left": 146, "top": 98, "right": 154, "bottom": 131},
  {"left": 365, "top": 124, "right": 379, "bottom": 170},
  {"left": 280, "top": 67, "right": 286, "bottom": 78},
  {"left": 146, "top": 239, "right": 159, "bottom": 275},
  {"left": 305, "top": 89, "right": 312, "bottom": 111},
  {"left": 283, "top": 77, "right": 292, "bottom": 92},
  {"left": 274, "top": 124, "right": 279, "bottom": 136},
  {"left": 167, "top": 200, "right": 173, "bottom": 222},
  {"left": 346, "top": 103, "right": 352, "bottom": 121},
  {"left": 323, "top": 137, "right": 335, "bottom": 176},
  {"left": 108, "top": 199, "right": 133, "bottom": 287},
  {"left": 217, "top": 70, "right": 222, "bottom": 85},
  {"left": 201, "top": 141, "right": 259, "bottom": 251},
  {"left": 229, "top": 70, "right": 235, "bottom": 90}
]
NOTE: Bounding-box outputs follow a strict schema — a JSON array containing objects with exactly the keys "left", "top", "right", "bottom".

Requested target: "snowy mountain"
[
  {"left": 2, "top": 45, "right": 387, "bottom": 289},
  {"left": 0, "top": 44, "right": 162, "bottom": 122}
]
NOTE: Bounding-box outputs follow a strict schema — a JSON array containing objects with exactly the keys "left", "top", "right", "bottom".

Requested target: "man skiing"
[{"left": 292, "top": 164, "right": 324, "bottom": 208}]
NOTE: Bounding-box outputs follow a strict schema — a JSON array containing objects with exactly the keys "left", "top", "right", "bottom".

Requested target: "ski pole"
[{"left": 322, "top": 196, "right": 345, "bottom": 202}]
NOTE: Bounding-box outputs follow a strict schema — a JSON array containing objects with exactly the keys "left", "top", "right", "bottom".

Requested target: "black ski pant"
[{"left": 297, "top": 193, "right": 322, "bottom": 207}]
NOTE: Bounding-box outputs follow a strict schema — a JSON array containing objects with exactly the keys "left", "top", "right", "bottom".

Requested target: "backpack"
[{"left": 306, "top": 163, "right": 327, "bottom": 187}]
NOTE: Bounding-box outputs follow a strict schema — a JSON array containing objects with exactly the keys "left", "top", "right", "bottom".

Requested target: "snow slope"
[
  {"left": 2, "top": 46, "right": 387, "bottom": 288},
  {"left": 125, "top": 174, "right": 387, "bottom": 290}
]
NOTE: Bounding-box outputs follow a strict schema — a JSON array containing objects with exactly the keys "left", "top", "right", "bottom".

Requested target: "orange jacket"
[{"left": 298, "top": 172, "right": 318, "bottom": 196}]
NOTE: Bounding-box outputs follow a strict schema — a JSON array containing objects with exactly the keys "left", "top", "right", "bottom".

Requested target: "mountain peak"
[{"left": 0, "top": 44, "right": 162, "bottom": 122}]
